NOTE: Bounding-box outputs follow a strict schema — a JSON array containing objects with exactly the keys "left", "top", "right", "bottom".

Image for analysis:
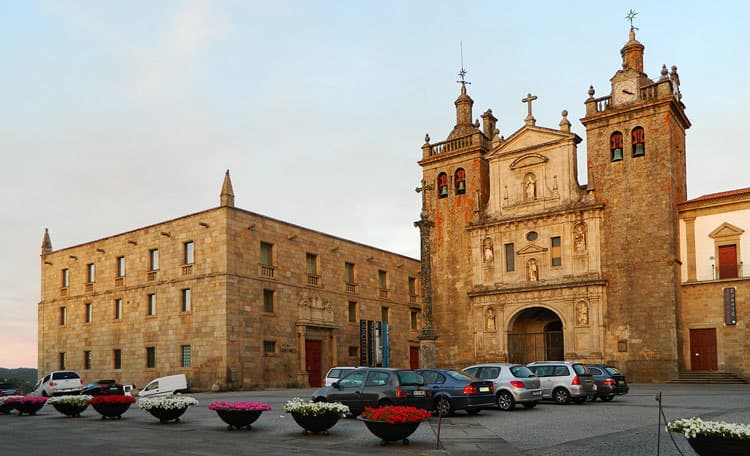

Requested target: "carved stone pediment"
[
  {"left": 509, "top": 153, "right": 549, "bottom": 170},
  {"left": 517, "top": 244, "right": 548, "bottom": 255},
  {"left": 709, "top": 222, "right": 745, "bottom": 239},
  {"left": 297, "top": 293, "right": 336, "bottom": 328}
]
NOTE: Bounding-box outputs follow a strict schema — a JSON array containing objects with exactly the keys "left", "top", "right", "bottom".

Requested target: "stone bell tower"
[{"left": 580, "top": 27, "right": 691, "bottom": 382}]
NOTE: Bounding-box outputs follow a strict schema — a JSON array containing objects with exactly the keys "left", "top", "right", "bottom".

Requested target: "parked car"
[
  {"left": 123, "top": 385, "right": 136, "bottom": 396},
  {"left": 324, "top": 366, "right": 361, "bottom": 387},
  {"left": 29, "top": 371, "right": 83, "bottom": 397},
  {"left": 463, "top": 363, "right": 543, "bottom": 411},
  {"left": 416, "top": 368, "right": 495, "bottom": 416},
  {"left": 526, "top": 361, "right": 596, "bottom": 405},
  {"left": 0, "top": 383, "right": 23, "bottom": 396},
  {"left": 81, "top": 380, "right": 124, "bottom": 396},
  {"left": 586, "top": 364, "right": 629, "bottom": 401},
  {"left": 312, "top": 368, "right": 431, "bottom": 415},
  {"left": 137, "top": 374, "right": 189, "bottom": 397}
]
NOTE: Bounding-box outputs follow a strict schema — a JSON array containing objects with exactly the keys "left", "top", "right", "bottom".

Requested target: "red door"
[
  {"left": 690, "top": 328, "right": 718, "bottom": 371},
  {"left": 409, "top": 346, "right": 420, "bottom": 370},
  {"left": 718, "top": 245, "right": 738, "bottom": 279},
  {"left": 305, "top": 340, "right": 322, "bottom": 387}
]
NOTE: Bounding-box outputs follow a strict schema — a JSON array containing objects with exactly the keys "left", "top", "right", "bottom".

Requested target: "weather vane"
[
  {"left": 625, "top": 9, "right": 639, "bottom": 30},
  {"left": 457, "top": 41, "right": 470, "bottom": 86}
]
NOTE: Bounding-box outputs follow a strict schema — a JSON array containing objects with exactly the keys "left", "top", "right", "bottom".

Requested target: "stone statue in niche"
[
  {"left": 574, "top": 223, "right": 587, "bottom": 252},
  {"left": 525, "top": 174, "right": 537, "bottom": 201},
  {"left": 527, "top": 258, "right": 538, "bottom": 281},
  {"left": 485, "top": 308, "right": 496, "bottom": 331},
  {"left": 483, "top": 237, "right": 494, "bottom": 263},
  {"left": 576, "top": 301, "right": 589, "bottom": 325}
]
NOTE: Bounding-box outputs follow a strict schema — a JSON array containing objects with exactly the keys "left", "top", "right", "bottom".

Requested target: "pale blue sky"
[{"left": 1, "top": 1, "right": 747, "bottom": 367}]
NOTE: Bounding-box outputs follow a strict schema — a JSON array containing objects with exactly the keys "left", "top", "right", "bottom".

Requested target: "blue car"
[{"left": 416, "top": 369, "right": 495, "bottom": 416}]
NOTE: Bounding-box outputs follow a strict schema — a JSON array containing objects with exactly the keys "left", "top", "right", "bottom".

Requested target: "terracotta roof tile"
[{"left": 684, "top": 187, "right": 750, "bottom": 204}]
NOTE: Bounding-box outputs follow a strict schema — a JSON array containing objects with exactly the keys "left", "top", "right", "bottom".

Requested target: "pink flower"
[{"left": 207, "top": 401, "right": 271, "bottom": 412}]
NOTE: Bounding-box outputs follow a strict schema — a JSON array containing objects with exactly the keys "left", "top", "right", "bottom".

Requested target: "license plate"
[
  {"left": 413, "top": 390, "right": 425, "bottom": 396},
  {"left": 618, "top": 381, "right": 625, "bottom": 385},
  {"left": 532, "top": 390, "right": 542, "bottom": 396},
  {"left": 479, "top": 387, "right": 490, "bottom": 392}
]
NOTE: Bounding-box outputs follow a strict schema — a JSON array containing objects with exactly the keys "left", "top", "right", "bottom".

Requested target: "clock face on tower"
[{"left": 613, "top": 80, "right": 637, "bottom": 105}]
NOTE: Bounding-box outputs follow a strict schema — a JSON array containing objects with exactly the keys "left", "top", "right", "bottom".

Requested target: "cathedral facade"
[{"left": 419, "top": 28, "right": 692, "bottom": 382}]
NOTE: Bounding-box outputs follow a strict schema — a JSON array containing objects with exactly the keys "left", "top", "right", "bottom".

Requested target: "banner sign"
[{"left": 724, "top": 287, "right": 737, "bottom": 325}]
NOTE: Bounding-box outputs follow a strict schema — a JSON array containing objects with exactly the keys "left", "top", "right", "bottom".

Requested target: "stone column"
[
  {"left": 296, "top": 325, "right": 308, "bottom": 386},
  {"left": 415, "top": 180, "right": 438, "bottom": 368},
  {"left": 330, "top": 331, "right": 338, "bottom": 367}
]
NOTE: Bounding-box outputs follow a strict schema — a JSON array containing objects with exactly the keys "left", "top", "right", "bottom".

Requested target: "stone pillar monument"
[{"left": 415, "top": 180, "right": 438, "bottom": 367}]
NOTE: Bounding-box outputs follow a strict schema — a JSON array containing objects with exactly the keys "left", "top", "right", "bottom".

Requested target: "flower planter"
[
  {"left": 290, "top": 411, "right": 341, "bottom": 434},
  {"left": 51, "top": 402, "right": 89, "bottom": 417},
  {"left": 687, "top": 436, "right": 750, "bottom": 456},
  {"left": 91, "top": 402, "right": 132, "bottom": 419},
  {"left": 11, "top": 398, "right": 47, "bottom": 416},
  {"left": 358, "top": 417, "right": 422, "bottom": 444},
  {"left": 0, "top": 403, "right": 15, "bottom": 414},
  {"left": 146, "top": 406, "right": 188, "bottom": 423},
  {"left": 215, "top": 410, "right": 264, "bottom": 430}
]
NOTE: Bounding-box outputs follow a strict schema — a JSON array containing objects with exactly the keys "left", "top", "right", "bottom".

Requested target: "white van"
[{"left": 137, "top": 374, "right": 189, "bottom": 397}]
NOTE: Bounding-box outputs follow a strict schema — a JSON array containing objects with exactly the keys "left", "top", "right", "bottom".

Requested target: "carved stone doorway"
[{"left": 507, "top": 307, "right": 564, "bottom": 363}]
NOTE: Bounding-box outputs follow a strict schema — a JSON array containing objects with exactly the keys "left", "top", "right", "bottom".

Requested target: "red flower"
[
  {"left": 91, "top": 395, "right": 135, "bottom": 405},
  {"left": 360, "top": 405, "right": 431, "bottom": 424}
]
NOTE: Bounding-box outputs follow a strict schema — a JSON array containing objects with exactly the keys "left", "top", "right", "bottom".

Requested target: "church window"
[
  {"left": 146, "top": 347, "right": 156, "bottom": 368},
  {"left": 85, "top": 302, "right": 92, "bottom": 323},
  {"left": 526, "top": 231, "right": 538, "bottom": 242},
  {"left": 610, "top": 132, "right": 623, "bottom": 162},
  {"left": 59, "top": 352, "right": 66, "bottom": 370},
  {"left": 454, "top": 168, "right": 466, "bottom": 195},
  {"left": 344, "top": 262, "right": 356, "bottom": 284},
  {"left": 348, "top": 301, "right": 357, "bottom": 323},
  {"left": 437, "top": 173, "right": 449, "bottom": 198},
  {"left": 87, "top": 263, "right": 95, "bottom": 283},
  {"left": 632, "top": 126, "right": 645, "bottom": 157},
  {"left": 149, "top": 249, "right": 159, "bottom": 271},
  {"left": 147, "top": 293, "right": 156, "bottom": 316},
  {"left": 551, "top": 236, "right": 562, "bottom": 267},
  {"left": 260, "top": 242, "right": 273, "bottom": 266},
  {"left": 116, "top": 257, "right": 126, "bottom": 277},
  {"left": 84, "top": 351, "right": 92, "bottom": 370},
  {"left": 182, "top": 288, "right": 192, "bottom": 313},
  {"left": 184, "top": 241, "right": 194, "bottom": 265},
  {"left": 113, "top": 349, "right": 122, "bottom": 369},
  {"left": 504, "top": 243, "right": 515, "bottom": 272},
  {"left": 263, "top": 289, "right": 274, "bottom": 313},
  {"left": 59, "top": 306, "right": 67, "bottom": 326},
  {"left": 410, "top": 310, "right": 418, "bottom": 330},
  {"left": 381, "top": 306, "right": 389, "bottom": 324},
  {"left": 61, "top": 269, "right": 69, "bottom": 288},
  {"left": 114, "top": 298, "right": 122, "bottom": 320},
  {"left": 263, "top": 340, "right": 276, "bottom": 355},
  {"left": 181, "top": 345, "right": 192, "bottom": 368}
]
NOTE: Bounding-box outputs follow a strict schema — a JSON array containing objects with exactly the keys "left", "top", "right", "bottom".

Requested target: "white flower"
[
  {"left": 668, "top": 417, "right": 750, "bottom": 440},
  {"left": 137, "top": 395, "right": 198, "bottom": 411},
  {"left": 46, "top": 395, "right": 93, "bottom": 406},
  {"left": 283, "top": 397, "right": 349, "bottom": 417}
]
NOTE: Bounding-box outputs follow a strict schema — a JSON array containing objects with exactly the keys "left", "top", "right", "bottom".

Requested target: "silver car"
[
  {"left": 526, "top": 361, "right": 597, "bottom": 405},
  {"left": 463, "top": 363, "right": 543, "bottom": 411}
]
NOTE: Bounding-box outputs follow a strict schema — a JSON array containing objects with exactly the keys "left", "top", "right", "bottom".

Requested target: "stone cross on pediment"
[{"left": 522, "top": 93, "right": 537, "bottom": 126}]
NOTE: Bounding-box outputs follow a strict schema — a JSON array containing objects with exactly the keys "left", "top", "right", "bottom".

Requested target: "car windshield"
[
  {"left": 604, "top": 367, "right": 622, "bottom": 375},
  {"left": 572, "top": 364, "right": 592, "bottom": 376},
  {"left": 445, "top": 370, "right": 472, "bottom": 381},
  {"left": 396, "top": 371, "right": 423, "bottom": 386},
  {"left": 53, "top": 371, "right": 80, "bottom": 380},
  {"left": 510, "top": 366, "right": 536, "bottom": 378}
]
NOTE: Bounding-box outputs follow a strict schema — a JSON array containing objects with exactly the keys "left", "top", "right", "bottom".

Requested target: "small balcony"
[
  {"left": 114, "top": 277, "right": 124, "bottom": 288},
  {"left": 345, "top": 282, "right": 357, "bottom": 293},
  {"left": 307, "top": 274, "right": 320, "bottom": 286},
  {"left": 60, "top": 287, "right": 68, "bottom": 297},
  {"left": 182, "top": 264, "right": 193, "bottom": 276},
  {"left": 147, "top": 270, "right": 157, "bottom": 282},
  {"left": 379, "top": 289, "right": 389, "bottom": 299},
  {"left": 85, "top": 283, "right": 94, "bottom": 293},
  {"left": 259, "top": 264, "right": 275, "bottom": 279},
  {"left": 409, "top": 294, "right": 418, "bottom": 304}
]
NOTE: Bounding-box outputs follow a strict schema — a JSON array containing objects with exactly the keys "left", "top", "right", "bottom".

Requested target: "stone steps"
[{"left": 670, "top": 371, "right": 746, "bottom": 384}]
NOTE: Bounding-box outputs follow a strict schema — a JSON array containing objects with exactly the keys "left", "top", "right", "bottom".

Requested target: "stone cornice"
[
  {"left": 469, "top": 202, "right": 604, "bottom": 230},
  {"left": 468, "top": 277, "right": 607, "bottom": 297}
]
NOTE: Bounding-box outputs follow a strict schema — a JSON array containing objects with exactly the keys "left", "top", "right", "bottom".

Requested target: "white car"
[
  {"left": 29, "top": 371, "right": 83, "bottom": 397},
  {"left": 324, "top": 366, "right": 361, "bottom": 386}
]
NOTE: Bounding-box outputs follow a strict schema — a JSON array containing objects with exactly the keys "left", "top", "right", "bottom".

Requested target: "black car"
[
  {"left": 311, "top": 368, "right": 432, "bottom": 415},
  {"left": 586, "top": 365, "right": 629, "bottom": 401},
  {"left": 0, "top": 383, "right": 23, "bottom": 396},
  {"left": 416, "top": 369, "right": 495, "bottom": 416},
  {"left": 81, "top": 380, "right": 124, "bottom": 396}
]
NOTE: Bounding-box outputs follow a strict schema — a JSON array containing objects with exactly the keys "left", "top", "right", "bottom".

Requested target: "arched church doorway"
[{"left": 507, "top": 307, "right": 564, "bottom": 363}]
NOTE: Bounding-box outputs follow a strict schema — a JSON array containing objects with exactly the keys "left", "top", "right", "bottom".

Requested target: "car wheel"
[
  {"left": 377, "top": 399, "right": 392, "bottom": 408},
  {"left": 42, "top": 391, "right": 49, "bottom": 397},
  {"left": 522, "top": 402, "right": 537, "bottom": 409},
  {"left": 496, "top": 391, "right": 515, "bottom": 411},
  {"left": 601, "top": 395, "right": 615, "bottom": 402},
  {"left": 435, "top": 396, "right": 453, "bottom": 416},
  {"left": 572, "top": 397, "right": 586, "bottom": 404},
  {"left": 466, "top": 409, "right": 481, "bottom": 415},
  {"left": 587, "top": 394, "right": 596, "bottom": 402},
  {"left": 553, "top": 388, "right": 570, "bottom": 405}
]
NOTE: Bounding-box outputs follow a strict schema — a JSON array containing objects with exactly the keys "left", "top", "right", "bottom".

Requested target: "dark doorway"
[
  {"left": 718, "top": 245, "right": 738, "bottom": 279},
  {"left": 305, "top": 340, "right": 322, "bottom": 387},
  {"left": 409, "top": 346, "right": 420, "bottom": 370},
  {"left": 507, "top": 307, "right": 564, "bottom": 363},
  {"left": 690, "top": 328, "right": 718, "bottom": 371}
]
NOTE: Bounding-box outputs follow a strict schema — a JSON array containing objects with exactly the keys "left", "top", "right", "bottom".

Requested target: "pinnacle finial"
[
  {"left": 220, "top": 169, "right": 235, "bottom": 207},
  {"left": 42, "top": 227, "right": 52, "bottom": 254}
]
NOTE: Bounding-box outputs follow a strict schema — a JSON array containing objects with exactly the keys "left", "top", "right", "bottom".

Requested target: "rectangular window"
[
  {"left": 147, "top": 293, "right": 156, "bottom": 316},
  {"left": 61, "top": 269, "right": 69, "bottom": 288},
  {"left": 551, "top": 236, "right": 562, "bottom": 267},
  {"left": 84, "top": 351, "right": 92, "bottom": 370},
  {"left": 87, "top": 263, "right": 95, "bottom": 283},
  {"left": 348, "top": 301, "right": 357, "bottom": 323},
  {"left": 263, "top": 340, "right": 276, "bottom": 355},
  {"left": 378, "top": 270, "right": 388, "bottom": 290},
  {"left": 410, "top": 310, "right": 418, "bottom": 330},
  {"left": 149, "top": 249, "right": 159, "bottom": 271},
  {"left": 306, "top": 253, "right": 318, "bottom": 275},
  {"left": 260, "top": 242, "right": 273, "bottom": 266},
  {"left": 408, "top": 277, "right": 417, "bottom": 296},
  {"left": 114, "top": 299, "right": 123, "bottom": 320},
  {"left": 85, "top": 303, "right": 92, "bottom": 323},
  {"left": 182, "top": 288, "right": 192, "bottom": 313},
  {"left": 181, "top": 345, "right": 192, "bottom": 368},
  {"left": 59, "top": 306, "right": 67, "bottom": 326},
  {"left": 381, "top": 306, "right": 389, "bottom": 324},
  {"left": 146, "top": 347, "right": 156, "bottom": 368},
  {"left": 59, "top": 352, "right": 66, "bottom": 370},
  {"left": 117, "top": 256, "right": 126, "bottom": 277},
  {"left": 184, "top": 241, "right": 194, "bottom": 265},
  {"left": 113, "top": 349, "right": 122, "bottom": 369},
  {"left": 349, "top": 346, "right": 358, "bottom": 357},
  {"left": 344, "top": 262, "right": 355, "bottom": 283},
  {"left": 263, "top": 289, "right": 274, "bottom": 313},
  {"left": 505, "top": 243, "right": 515, "bottom": 272}
]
